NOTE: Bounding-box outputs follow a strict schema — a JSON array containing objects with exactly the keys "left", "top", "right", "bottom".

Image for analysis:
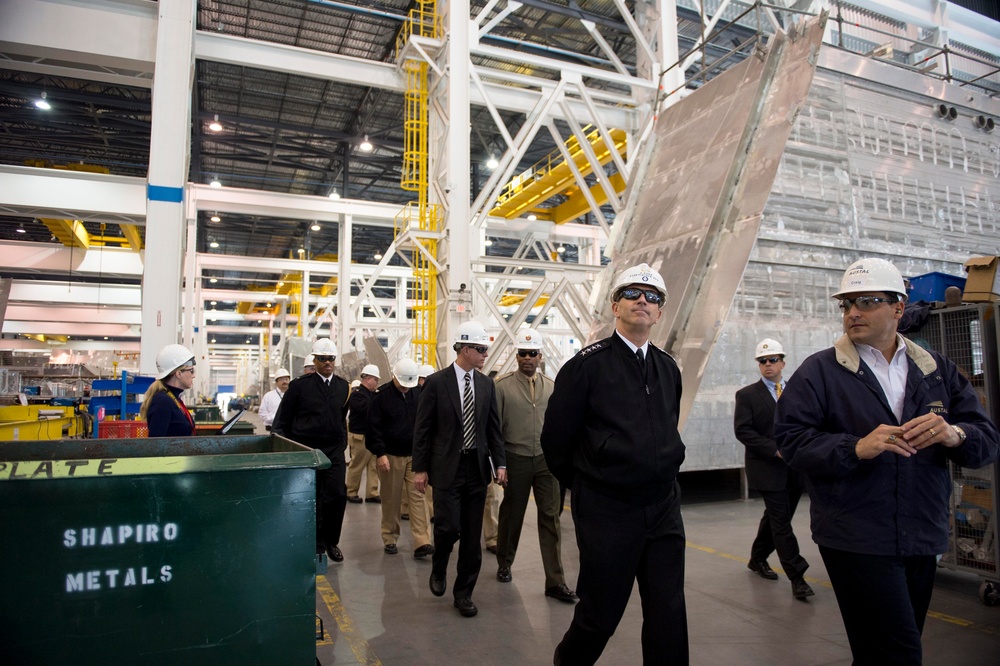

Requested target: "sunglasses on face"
[
  {"left": 465, "top": 345, "right": 488, "bottom": 355},
  {"left": 757, "top": 356, "right": 783, "bottom": 365},
  {"left": 517, "top": 350, "right": 539, "bottom": 358},
  {"left": 313, "top": 355, "right": 336, "bottom": 363},
  {"left": 614, "top": 287, "right": 665, "bottom": 306},
  {"left": 838, "top": 296, "right": 896, "bottom": 313}
]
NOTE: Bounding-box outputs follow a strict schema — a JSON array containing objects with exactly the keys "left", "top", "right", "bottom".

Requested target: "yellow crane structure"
[{"left": 395, "top": 3, "right": 443, "bottom": 367}]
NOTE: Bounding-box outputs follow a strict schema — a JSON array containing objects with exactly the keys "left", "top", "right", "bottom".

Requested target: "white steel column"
[
  {"left": 440, "top": 0, "right": 473, "bottom": 351},
  {"left": 140, "top": 0, "right": 196, "bottom": 375},
  {"left": 337, "top": 213, "right": 353, "bottom": 356}
]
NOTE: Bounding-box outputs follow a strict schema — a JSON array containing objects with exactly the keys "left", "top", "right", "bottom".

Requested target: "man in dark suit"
[
  {"left": 272, "top": 338, "right": 351, "bottom": 563},
  {"left": 734, "top": 337, "right": 812, "bottom": 599},
  {"left": 413, "top": 320, "right": 507, "bottom": 618}
]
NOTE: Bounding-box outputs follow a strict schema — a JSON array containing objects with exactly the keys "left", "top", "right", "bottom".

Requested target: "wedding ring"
[
  {"left": 930, "top": 428, "right": 936, "bottom": 436},
  {"left": 887, "top": 435, "right": 896, "bottom": 443}
]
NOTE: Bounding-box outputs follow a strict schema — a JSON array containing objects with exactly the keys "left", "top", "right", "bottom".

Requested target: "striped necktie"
[{"left": 463, "top": 372, "right": 475, "bottom": 451}]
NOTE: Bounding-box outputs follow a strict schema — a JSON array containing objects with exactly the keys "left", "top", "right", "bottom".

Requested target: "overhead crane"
[{"left": 489, "top": 127, "right": 628, "bottom": 224}]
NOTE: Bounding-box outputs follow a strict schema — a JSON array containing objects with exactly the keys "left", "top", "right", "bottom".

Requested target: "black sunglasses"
[
  {"left": 517, "top": 350, "right": 540, "bottom": 358},
  {"left": 313, "top": 355, "right": 336, "bottom": 363},
  {"left": 614, "top": 287, "right": 665, "bottom": 306},
  {"left": 757, "top": 356, "right": 783, "bottom": 365},
  {"left": 838, "top": 295, "right": 896, "bottom": 312},
  {"left": 465, "top": 345, "right": 489, "bottom": 355}
]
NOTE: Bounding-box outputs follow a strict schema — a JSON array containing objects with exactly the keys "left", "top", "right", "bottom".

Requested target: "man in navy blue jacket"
[{"left": 775, "top": 258, "right": 999, "bottom": 665}]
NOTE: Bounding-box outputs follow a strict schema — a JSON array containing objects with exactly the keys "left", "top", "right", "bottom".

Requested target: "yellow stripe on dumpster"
[{"left": 0, "top": 457, "right": 195, "bottom": 480}]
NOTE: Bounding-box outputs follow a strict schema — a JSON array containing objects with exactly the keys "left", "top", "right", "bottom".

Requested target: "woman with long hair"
[{"left": 140, "top": 343, "right": 197, "bottom": 437}]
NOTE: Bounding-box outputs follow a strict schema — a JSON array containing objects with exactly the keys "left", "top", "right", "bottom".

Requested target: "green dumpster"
[{"left": 0, "top": 434, "right": 329, "bottom": 664}]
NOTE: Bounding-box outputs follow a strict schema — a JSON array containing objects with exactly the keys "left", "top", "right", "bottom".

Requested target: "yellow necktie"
[{"left": 775, "top": 383, "right": 783, "bottom": 399}]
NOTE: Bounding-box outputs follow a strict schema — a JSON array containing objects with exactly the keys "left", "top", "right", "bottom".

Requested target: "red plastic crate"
[{"left": 97, "top": 420, "right": 148, "bottom": 439}]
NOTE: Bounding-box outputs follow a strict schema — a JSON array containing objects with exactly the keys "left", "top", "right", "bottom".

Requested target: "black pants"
[
  {"left": 555, "top": 479, "right": 688, "bottom": 666},
  {"left": 316, "top": 460, "right": 347, "bottom": 552},
  {"left": 820, "top": 546, "right": 937, "bottom": 665},
  {"left": 750, "top": 471, "right": 807, "bottom": 580},
  {"left": 431, "top": 452, "right": 488, "bottom": 600}
]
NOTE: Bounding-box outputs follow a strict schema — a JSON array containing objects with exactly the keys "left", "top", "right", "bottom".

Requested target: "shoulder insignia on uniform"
[
  {"left": 495, "top": 371, "right": 516, "bottom": 382},
  {"left": 578, "top": 339, "right": 610, "bottom": 357}
]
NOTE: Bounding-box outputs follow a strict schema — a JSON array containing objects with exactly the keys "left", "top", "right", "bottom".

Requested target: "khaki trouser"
[
  {"left": 376, "top": 455, "right": 431, "bottom": 548},
  {"left": 346, "top": 433, "right": 379, "bottom": 499},
  {"left": 482, "top": 480, "right": 503, "bottom": 548}
]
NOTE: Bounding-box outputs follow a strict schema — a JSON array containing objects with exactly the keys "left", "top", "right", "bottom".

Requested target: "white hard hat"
[
  {"left": 303, "top": 354, "right": 315, "bottom": 368},
  {"left": 274, "top": 368, "right": 291, "bottom": 380},
  {"left": 350, "top": 379, "right": 361, "bottom": 389},
  {"left": 832, "top": 258, "right": 907, "bottom": 300},
  {"left": 515, "top": 328, "right": 543, "bottom": 350},
  {"left": 393, "top": 357, "right": 420, "bottom": 388},
  {"left": 453, "top": 320, "right": 491, "bottom": 346},
  {"left": 311, "top": 338, "right": 338, "bottom": 356},
  {"left": 155, "top": 344, "right": 195, "bottom": 380},
  {"left": 361, "top": 363, "right": 381, "bottom": 379},
  {"left": 754, "top": 339, "right": 784, "bottom": 359},
  {"left": 418, "top": 364, "right": 435, "bottom": 378},
  {"left": 611, "top": 263, "right": 667, "bottom": 300}
]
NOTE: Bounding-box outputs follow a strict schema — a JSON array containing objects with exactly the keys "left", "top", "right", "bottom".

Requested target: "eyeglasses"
[
  {"left": 614, "top": 287, "right": 665, "bottom": 306},
  {"left": 838, "top": 296, "right": 896, "bottom": 312},
  {"left": 757, "top": 356, "right": 783, "bottom": 365},
  {"left": 465, "top": 345, "right": 489, "bottom": 355},
  {"left": 177, "top": 367, "right": 196, "bottom": 375},
  {"left": 517, "top": 350, "right": 539, "bottom": 358},
  {"left": 313, "top": 355, "right": 336, "bottom": 363}
]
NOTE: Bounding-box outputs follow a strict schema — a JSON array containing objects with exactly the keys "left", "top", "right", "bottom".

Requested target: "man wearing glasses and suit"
[
  {"left": 542, "top": 263, "right": 688, "bottom": 665},
  {"left": 735, "top": 338, "right": 812, "bottom": 600},
  {"left": 413, "top": 320, "right": 507, "bottom": 618}
]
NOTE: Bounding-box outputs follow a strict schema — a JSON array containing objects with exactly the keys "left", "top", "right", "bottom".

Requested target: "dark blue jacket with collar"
[{"left": 775, "top": 334, "right": 999, "bottom": 557}]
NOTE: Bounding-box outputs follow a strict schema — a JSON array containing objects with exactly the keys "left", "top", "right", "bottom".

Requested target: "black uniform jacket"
[
  {"left": 272, "top": 372, "right": 350, "bottom": 459},
  {"left": 348, "top": 384, "right": 373, "bottom": 434},
  {"left": 412, "top": 366, "right": 505, "bottom": 489},
  {"left": 366, "top": 382, "right": 420, "bottom": 457},
  {"left": 541, "top": 333, "right": 686, "bottom": 503},
  {"left": 734, "top": 379, "right": 790, "bottom": 492},
  {"left": 146, "top": 386, "right": 195, "bottom": 437}
]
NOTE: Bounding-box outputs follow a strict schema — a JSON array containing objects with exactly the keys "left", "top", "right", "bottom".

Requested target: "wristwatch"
[{"left": 952, "top": 425, "right": 967, "bottom": 444}]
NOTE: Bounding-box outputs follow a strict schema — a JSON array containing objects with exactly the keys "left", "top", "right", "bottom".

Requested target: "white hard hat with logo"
[
  {"left": 311, "top": 338, "right": 338, "bottom": 356},
  {"left": 155, "top": 344, "right": 195, "bottom": 380},
  {"left": 274, "top": 368, "right": 291, "bottom": 380},
  {"left": 515, "top": 328, "right": 543, "bottom": 350},
  {"left": 418, "top": 364, "right": 435, "bottom": 378},
  {"left": 832, "top": 258, "right": 907, "bottom": 300},
  {"left": 611, "top": 263, "right": 667, "bottom": 300},
  {"left": 361, "top": 364, "right": 381, "bottom": 379},
  {"left": 754, "top": 339, "right": 784, "bottom": 359},
  {"left": 453, "top": 320, "right": 492, "bottom": 346},
  {"left": 393, "top": 358, "right": 420, "bottom": 388}
]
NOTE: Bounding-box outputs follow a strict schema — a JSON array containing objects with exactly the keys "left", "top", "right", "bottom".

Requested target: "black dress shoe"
[
  {"left": 429, "top": 573, "right": 446, "bottom": 597},
  {"left": 791, "top": 577, "right": 815, "bottom": 600},
  {"left": 413, "top": 544, "right": 435, "bottom": 559},
  {"left": 545, "top": 584, "right": 579, "bottom": 603},
  {"left": 747, "top": 560, "right": 779, "bottom": 580},
  {"left": 496, "top": 567, "right": 512, "bottom": 583},
  {"left": 454, "top": 597, "right": 478, "bottom": 617},
  {"left": 346, "top": 496, "right": 363, "bottom": 504},
  {"left": 327, "top": 545, "right": 344, "bottom": 562},
  {"left": 486, "top": 545, "right": 497, "bottom": 554},
  {"left": 384, "top": 543, "right": 398, "bottom": 555},
  {"left": 400, "top": 513, "right": 410, "bottom": 521},
  {"left": 365, "top": 496, "right": 381, "bottom": 504}
]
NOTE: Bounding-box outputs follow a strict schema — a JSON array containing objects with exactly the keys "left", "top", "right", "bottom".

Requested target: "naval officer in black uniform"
[{"left": 542, "top": 263, "right": 688, "bottom": 665}]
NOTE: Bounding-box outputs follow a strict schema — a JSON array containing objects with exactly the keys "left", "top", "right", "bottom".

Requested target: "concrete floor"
[{"left": 313, "top": 480, "right": 1000, "bottom": 665}]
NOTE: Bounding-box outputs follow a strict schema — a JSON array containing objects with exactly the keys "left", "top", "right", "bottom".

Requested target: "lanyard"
[{"left": 166, "top": 390, "right": 196, "bottom": 434}]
